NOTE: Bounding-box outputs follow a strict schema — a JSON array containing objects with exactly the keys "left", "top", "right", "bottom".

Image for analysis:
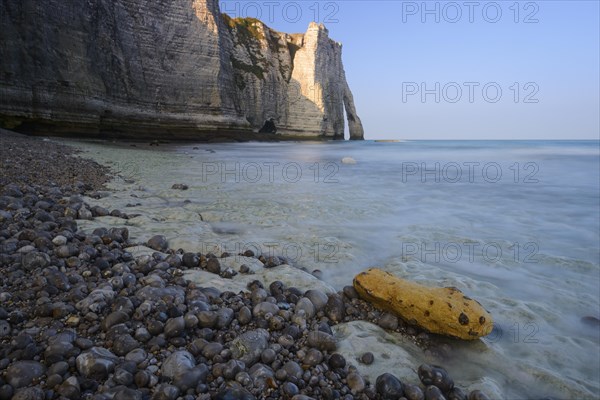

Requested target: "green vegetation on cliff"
[{"left": 222, "top": 14, "right": 289, "bottom": 81}]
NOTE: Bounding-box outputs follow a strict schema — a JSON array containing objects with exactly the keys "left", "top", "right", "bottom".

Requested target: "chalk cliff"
[{"left": 0, "top": 0, "right": 364, "bottom": 140}]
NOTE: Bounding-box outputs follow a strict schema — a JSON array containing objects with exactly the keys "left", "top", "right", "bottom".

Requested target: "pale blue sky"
[{"left": 220, "top": 1, "right": 599, "bottom": 140}]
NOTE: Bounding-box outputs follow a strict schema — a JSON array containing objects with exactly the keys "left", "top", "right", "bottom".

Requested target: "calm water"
[{"left": 73, "top": 139, "right": 600, "bottom": 399}]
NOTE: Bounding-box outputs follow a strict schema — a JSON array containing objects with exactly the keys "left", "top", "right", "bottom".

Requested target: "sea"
[{"left": 70, "top": 139, "right": 600, "bottom": 399}]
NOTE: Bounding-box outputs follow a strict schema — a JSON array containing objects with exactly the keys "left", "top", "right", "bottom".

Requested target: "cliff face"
[{"left": 0, "top": 0, "right": 364, "bottom": 140}]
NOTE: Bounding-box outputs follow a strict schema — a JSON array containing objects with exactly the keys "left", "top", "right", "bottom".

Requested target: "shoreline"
[
  {"left": 2, "top": 126, "right": 346, "bottom": 144},
  {"left": 1, "top": 129, "right": 492, "bottom": 399}
]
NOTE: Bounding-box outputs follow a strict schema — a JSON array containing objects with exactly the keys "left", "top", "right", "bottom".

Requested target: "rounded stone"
[
  {"left": 114, "top": 368, "right": 134, "bottom": 386},
  {"left": 260, "top": 348, "right": 276, "bottom": 364},
  {"left": 6, "top": 360, "right": 46, "bottom": 388},
  {"left": 238, "top": 306, "right": 252, "bottom": 325},
  {"left": 404, "top": 383, "right": 425, "bottom": 400},
  {"left": 378, "top": 312, "right": 399, "bottom": 330},
  {"left": 202, "top": 342, "right": 224, "bottom": 360},
  {"left": 47, "top": 361, "right": 69, "bottom": 376},
  {"left": 347, "top": 372, "right": 365, "bottom": 394},
  {"left": 253, "top": 302, "right": 279, "bottom": 318},
  {"left": 360, "top": 352, "right": 374, "bottom": 365},
  {"left": 147, "top": 235, "right": 168, "bottom": 252},
  {"left": 134, "top": 371, "right": 151, "bottom": 388},
  {"left": 52, "top": 235, "right": 67, "bottom": 246},
  {"left": 206, "top": 258, "right": 221, "bottom": 274},
  {"left": 282, "top": 382, "right": 300, "bottom": 397},
  {"left": 76, "top": 347, "right": 119, "bottom": 380},
  {"left": 328, "top": 353, "right": 346, "bottom": 369},
  {"left": 164, "top": 316, "right": 185, "bottom": 338},
  {"left": 325, "top": 294, "right": 345, "bottom": 322},
  {"left": 303, "top": 348, "right": 324, "bottom": 367},
  {"left": 112, "top": 334, "right": 140, "bottom": 356},
  {"left": 125, "top": 348, "right": 147, "bottom": 365},
  {"left": 152, "top": 384, "right": 180, "bottom": 400},
  {"left": 0, "top": 385, "right": 13, "bottom": 400},
  {"left": 222, "top": 360, "right": 246, "bottom": 380},
  {"left": 102, "top": 310, "right": 130, "bottom": 331},
  {"left": 304, "top": 289, "right": 328, "bottom": 311},
  {"left": 146, "top": 320, "right": 164, "bottom": 335},
  {"left": 424, "top": 385, "right": 446, "bottom": 400},
  {"left": 230, "top": 329, "right": 269, "bottom": 367},
  {"left": 161, "top": 351, "right": 195, "bottom": 380},
  {"left": 467, "top": 390, "right": 490, "bottom": 400},
  {"left": 283, "top": 361, "right": 303, "bottom": 380},
  {"left": 216, "top": 308, "right": 234, "bottom": 329},
  {"left": 376, "top": 373, "right": 405, "bottom": 399},
  {"left": 198, "top": 311, "right": 218, "bottom": 328},
  {"left": 182, "top": 252, "right": 199, "bottom": 268},
  {"left": 295, "top": 297, "right": 316, "bottom": 319},
  {"left": 418, "top": 364, "right": 454, "bottom": 393}
]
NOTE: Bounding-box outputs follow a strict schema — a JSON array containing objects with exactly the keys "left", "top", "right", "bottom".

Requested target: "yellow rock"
[{"left": 353, "top": 268, "right": 493, "bottom": 340}]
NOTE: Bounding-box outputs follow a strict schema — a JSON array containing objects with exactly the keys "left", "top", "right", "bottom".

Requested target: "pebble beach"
[{"left": 0, "top": 130, "right": 532, "bottom": 400}]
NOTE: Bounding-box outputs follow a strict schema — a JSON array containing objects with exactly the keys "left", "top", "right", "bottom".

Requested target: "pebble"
[
  {"left": 424, "top": 385, "right": 447, "bottom": 400},
  {"left": 282, "top": 382, "right": 300, "bottom": 396},
  {"left": 376, "top": 373, "right": 405, "bottom": 399},
  {"left": 238, "top": 306, "right": 252, "bottom": 325},
  {"left": 216, "top": 308, "right": 234, "bottom": 328},
  {"left": 258, "top": 349, "right": 275, "bottom": 366},
  {"left": 360, "top": 351, "right": 374, "bottom": 365},
  {"left": 102, "top": 310, "right": 130, "bottom": 331},
  {"left": 304, "top": 289, "right": 329, "bottom": 311},
  {"left": 253, "top": 302, "right": 279, "bottom": 318},
  {"left": 164, "top": 316, "right": 185, "bottom": 337},
  {"left": 174, "top": 365, "right": 209, "bottom": 392},
  {"left": 198, "top": 310, "right": 218, "bottom": 328},
  {"left": 152, "top": 384, "right": 180, "bottom": 400},
  {"left": 76, "top": 347, "right": 119, "bottom": 379},
  {"left": 347, "top": 372, "right": 366, "bottom": 394},
  {"left": 303, "top": 348, "right": 324, "bottom": 366},
  {"left": 182, "top": 252, "right": 199, "bottom": 268},
  {"left": 112, "top": 334, "right": 140, "bottom": 356},
  {"left": 325, "top": 294, "right": 345, "bottom": 322},
  {"left": 467, "top": 390, "right": 490, "bottom": 400},
  {"left": 171, "top": 183, "right": 189, "bottom": 190},
  {"left": 378, "top": 312, "right": 399, "bottom": 330},
  {"left": 6, "top": 360, "right": 46, "bottom": 388},
  {"left": 418, "top": 364, "right": 454, "bottom": 393},
  {"left": 206, "top": 258, "right": 221, "bottom": 274},
  {"left": 147, "top": 235, "right": 168, "bottom": 252},
  {"left": 125, "top": 348, "right": 148, "bottom": 364},
  {"left": 202, "top": 342, "right": 224, "bottom": 360},
  {"left": 162, "top": 350, "right": 193, "bottom": 375},
  {"left": 329, "top": 353, "right": 346, "bottom": 369},
  {"left": 283, "top": 361, "right": 303, "bottom": 379},
  {"left": 296, "top": 297, "right": 316, "bottom": 319},
  {"left": 230, "top": 329, "right": 269, "bottom": 367},
  {"left": 405, "top": 383, "right": 425, "bottom": 400}
]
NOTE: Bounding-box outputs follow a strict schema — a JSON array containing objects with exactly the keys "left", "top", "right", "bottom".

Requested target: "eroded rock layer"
[{"left": 0, "top": 0, "right": 364, "bottom": 140}]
